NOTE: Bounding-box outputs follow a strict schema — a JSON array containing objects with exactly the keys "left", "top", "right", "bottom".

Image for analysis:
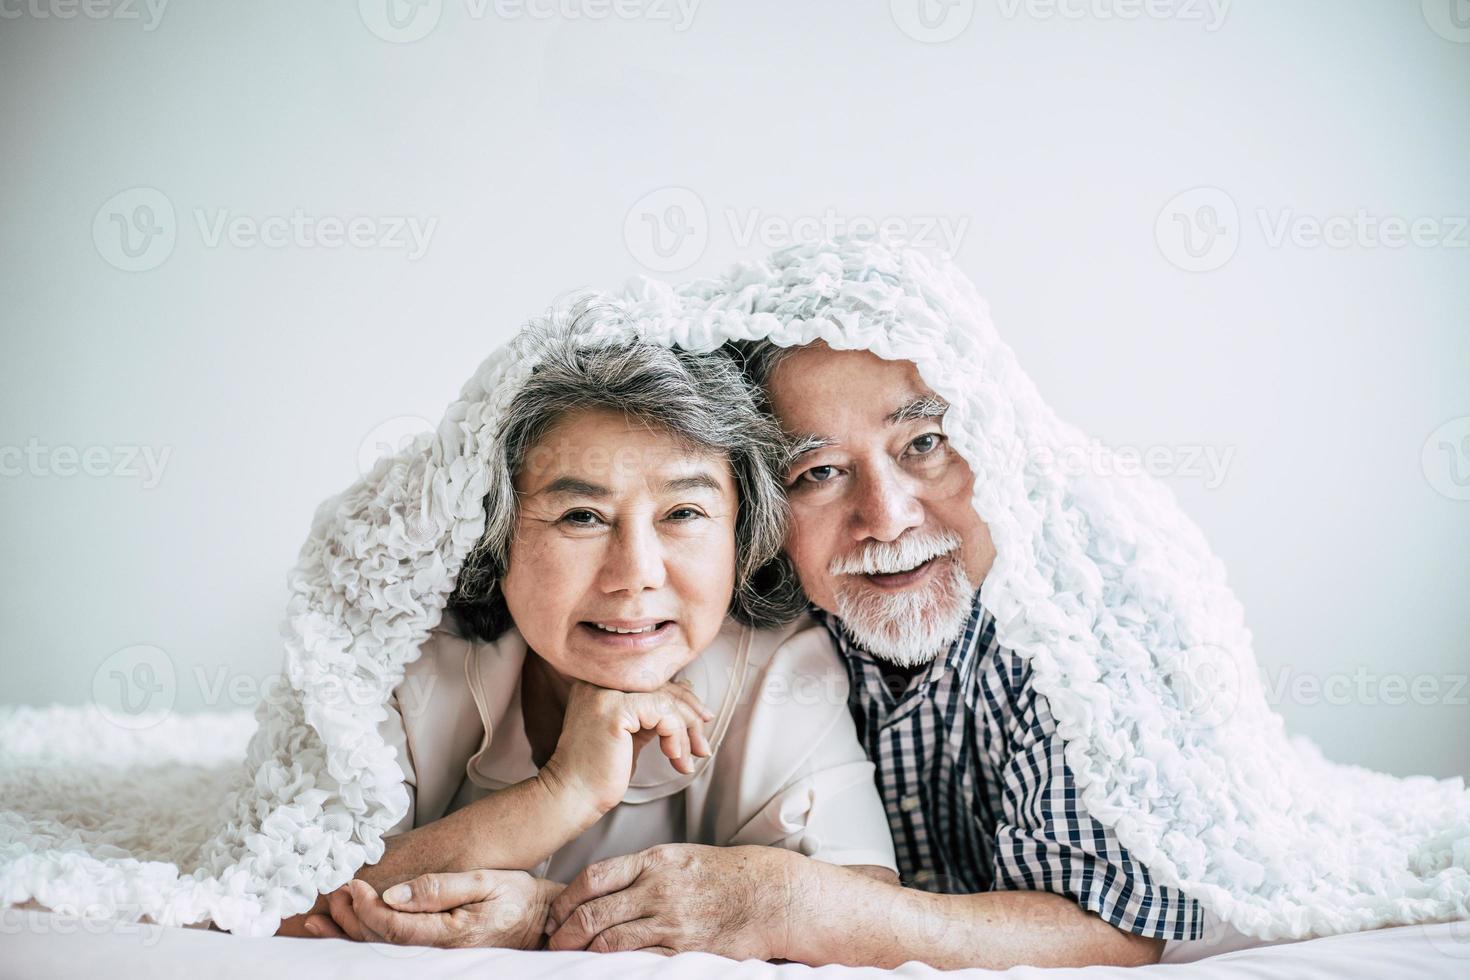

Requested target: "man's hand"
[
  {"left": 305, "top": 871, "right": 563, "bottom": 950},
  {"left": 546, "top": 844, "right": 794, "bottom": 958}
]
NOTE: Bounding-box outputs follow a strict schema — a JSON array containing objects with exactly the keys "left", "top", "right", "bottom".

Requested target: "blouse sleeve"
[
  {"left": 711, "top": 620, "right": 897, "bottom": 873},
  {"left": 376, "top": 689, "right": 417, "bottom": 837}
]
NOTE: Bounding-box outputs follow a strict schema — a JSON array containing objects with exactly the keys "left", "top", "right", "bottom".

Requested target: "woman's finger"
[
  {"left": 664, "top": 679, "right": 714, "bottom": 721},
  {"left": 327, "top": 884, "right": 368, "bottom": 942},
  {"left": 304, "top": 913, "right": 348, "bottom": 940}
]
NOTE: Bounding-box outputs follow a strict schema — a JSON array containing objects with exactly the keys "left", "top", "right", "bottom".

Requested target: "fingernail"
[
  {"left": 304, "top": 920, "right": 320, "bottom": 936},
  {"left": 543, "top": 915, "right": 557, "bottom": 935},
  {"left": 383, "top": 884, "right": 411, "bottom": 905}
]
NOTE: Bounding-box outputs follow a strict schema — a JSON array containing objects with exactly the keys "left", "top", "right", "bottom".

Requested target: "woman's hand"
[
  {"left": 539, "top": 679, "right": 714, "bottom": 815},
  {"left": 275, "top": 893, "right": 331, "bottom": 937},
  {"left": 305, "top": 871, "right": 562, "bottom": 950}
]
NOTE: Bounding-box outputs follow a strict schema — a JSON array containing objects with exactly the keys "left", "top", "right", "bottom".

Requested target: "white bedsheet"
[{"left": 2, "top": 909, "right": 1466, "bottom": 980}]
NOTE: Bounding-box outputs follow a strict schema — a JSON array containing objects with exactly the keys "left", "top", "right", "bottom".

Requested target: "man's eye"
[
  {"left": 908, "top": 434, "right": 944, "bottom": 456},
  {"left": 796, "top": 465, "right": 839, "bottom": 486}
]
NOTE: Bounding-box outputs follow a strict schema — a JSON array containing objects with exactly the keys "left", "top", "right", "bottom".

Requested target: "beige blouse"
[{"left": 376, "top": 610, "right": 898, "bottom": 883}]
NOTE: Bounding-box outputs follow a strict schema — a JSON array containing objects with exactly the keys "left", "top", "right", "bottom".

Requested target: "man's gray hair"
[{"left": 448, "top": 302, "right": 805, "bottom": 641}]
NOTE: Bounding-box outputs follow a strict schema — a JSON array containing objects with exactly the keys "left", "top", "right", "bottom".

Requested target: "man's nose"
[
  {"left": 598, "top": 522, "right": 668, "bottom": 594},
  {"left": 850, "top": 466, "right": 925, "bottom": 542}
]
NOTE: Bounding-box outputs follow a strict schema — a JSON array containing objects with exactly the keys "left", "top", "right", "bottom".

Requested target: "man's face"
[{"left": 767, "top": 342, "right": 997, "bottom": 666}]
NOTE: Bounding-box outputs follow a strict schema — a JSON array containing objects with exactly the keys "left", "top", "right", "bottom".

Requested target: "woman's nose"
[
  {"left": 598, "top": 522, "right": 668, "bottom": 594},
  {"left": 850, "top": 467, "right": 925, "bottom": 542}
]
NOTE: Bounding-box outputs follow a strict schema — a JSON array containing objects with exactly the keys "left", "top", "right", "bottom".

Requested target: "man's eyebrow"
[
  {"left": 784, "top": 434, "right": 835, "bottom": 470},
  {"left": 660, "top": 473, "right": 724, "bottom": 495},
  {"left": 537, "top": 476, "right": 610, "bottom": 498},
  {"left": 887, "top": 394, "right": 949, "bottom": 425}
]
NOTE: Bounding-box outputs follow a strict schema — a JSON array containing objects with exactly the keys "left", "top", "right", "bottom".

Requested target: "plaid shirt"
[{"left": 814, "top": 590, "right": 1206, "bottom": 941}]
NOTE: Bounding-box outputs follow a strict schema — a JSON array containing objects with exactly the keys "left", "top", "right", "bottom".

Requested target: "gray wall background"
[{"left": 1, "top": 0, "right": 1466, "bottom": 778}]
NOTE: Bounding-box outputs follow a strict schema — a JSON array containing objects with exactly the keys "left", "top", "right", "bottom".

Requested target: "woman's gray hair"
[{"left": 447, "top": 302, "right": 806, "bottom": 642}]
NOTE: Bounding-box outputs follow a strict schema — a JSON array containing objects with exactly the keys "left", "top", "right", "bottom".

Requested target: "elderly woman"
[{"left": 281, "top": 308, "right": 897, "bottom": 949}]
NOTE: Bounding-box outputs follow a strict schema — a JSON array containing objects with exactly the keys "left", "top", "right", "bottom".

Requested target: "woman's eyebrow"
[
  {"left": 660, "top": 472, "right": 724, "bottom": 495},
  {"left": 538, "top": 476, "right": 610, "bottom": 498}
]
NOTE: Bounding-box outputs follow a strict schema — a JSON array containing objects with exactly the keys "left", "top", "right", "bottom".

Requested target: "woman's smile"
[{"left": 577, "top": 619, "right": 678, "bottom": 650}]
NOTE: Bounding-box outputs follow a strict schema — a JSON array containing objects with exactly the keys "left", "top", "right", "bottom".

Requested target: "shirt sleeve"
[
  {"left": 376, "top": 689, "right": 417, "bottom": 837},
  {"left": 989, "top": 650, "right": 1206, "bottom": 941},
  {"left": 717, "top": 622, "right": 898, "bottom": 873}
]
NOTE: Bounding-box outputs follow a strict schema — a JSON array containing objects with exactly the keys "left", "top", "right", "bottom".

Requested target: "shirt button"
[{"left": 901, "top": 793, "right": 921, "bottom": 812}]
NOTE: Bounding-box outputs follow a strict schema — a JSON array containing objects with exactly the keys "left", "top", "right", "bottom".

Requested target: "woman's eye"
[
  {"left": 666, "top": 507, "right": 705, "bottom": 522},
  {"left": 559, "top": 509, "right": 604, "bottom": 527}
]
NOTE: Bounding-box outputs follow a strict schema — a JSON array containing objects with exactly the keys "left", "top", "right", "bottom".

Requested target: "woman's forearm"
[{"left": 355, "top": 769, "right": 603, "bottom": 892}]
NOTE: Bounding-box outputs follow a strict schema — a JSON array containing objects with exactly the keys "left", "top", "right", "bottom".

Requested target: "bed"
[{"left": 3, "top": 906, "right": 1466, "bottom": 979}]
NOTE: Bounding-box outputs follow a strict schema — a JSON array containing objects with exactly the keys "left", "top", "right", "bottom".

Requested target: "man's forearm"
[{"left": 778, "top": 852, "right": 1164, "bottom": 970}]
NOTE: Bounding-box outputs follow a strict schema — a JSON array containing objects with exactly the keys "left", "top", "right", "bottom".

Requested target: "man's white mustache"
[{"left": 828, "top": 530, "right": 963, "bottom": 577}]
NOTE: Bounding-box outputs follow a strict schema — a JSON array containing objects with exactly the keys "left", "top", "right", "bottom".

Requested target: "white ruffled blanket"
[{"left": 2, "top": 237, "right": 1467, "bottom": 940}]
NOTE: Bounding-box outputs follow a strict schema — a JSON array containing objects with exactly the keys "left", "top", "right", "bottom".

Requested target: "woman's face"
[{"left": 501, "top": 407, "right": 739, "bottom": 692}]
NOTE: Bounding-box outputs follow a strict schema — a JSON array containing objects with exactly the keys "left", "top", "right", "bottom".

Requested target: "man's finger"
[
  {"left": 585, "top": 918, "right": 660, "bottom": 955},
  {"left": 546, "top": 889, "right": 647, "bottom": 952},
  {"left": 379, "top": 870, "right": 500, "bottom": 913},
  {"left": 548, "top": 853, "right": 645, "bottom": 930},
  {"left": 351, "top": 879, "right": 451, "bottom": 947}
]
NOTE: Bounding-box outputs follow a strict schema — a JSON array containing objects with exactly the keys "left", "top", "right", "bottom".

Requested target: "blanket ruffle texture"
[{"left": 2, "top": 237, "right": 1467, "bottom": 938}]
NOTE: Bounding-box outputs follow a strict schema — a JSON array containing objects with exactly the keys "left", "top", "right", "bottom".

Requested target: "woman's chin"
[{"left": 585, "top": 659, "right": 684, "bottom": 692}]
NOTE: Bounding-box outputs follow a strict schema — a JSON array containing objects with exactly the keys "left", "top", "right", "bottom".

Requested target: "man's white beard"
[{"left": 828, "top": 530, "right": 976, "bottom": 668}]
